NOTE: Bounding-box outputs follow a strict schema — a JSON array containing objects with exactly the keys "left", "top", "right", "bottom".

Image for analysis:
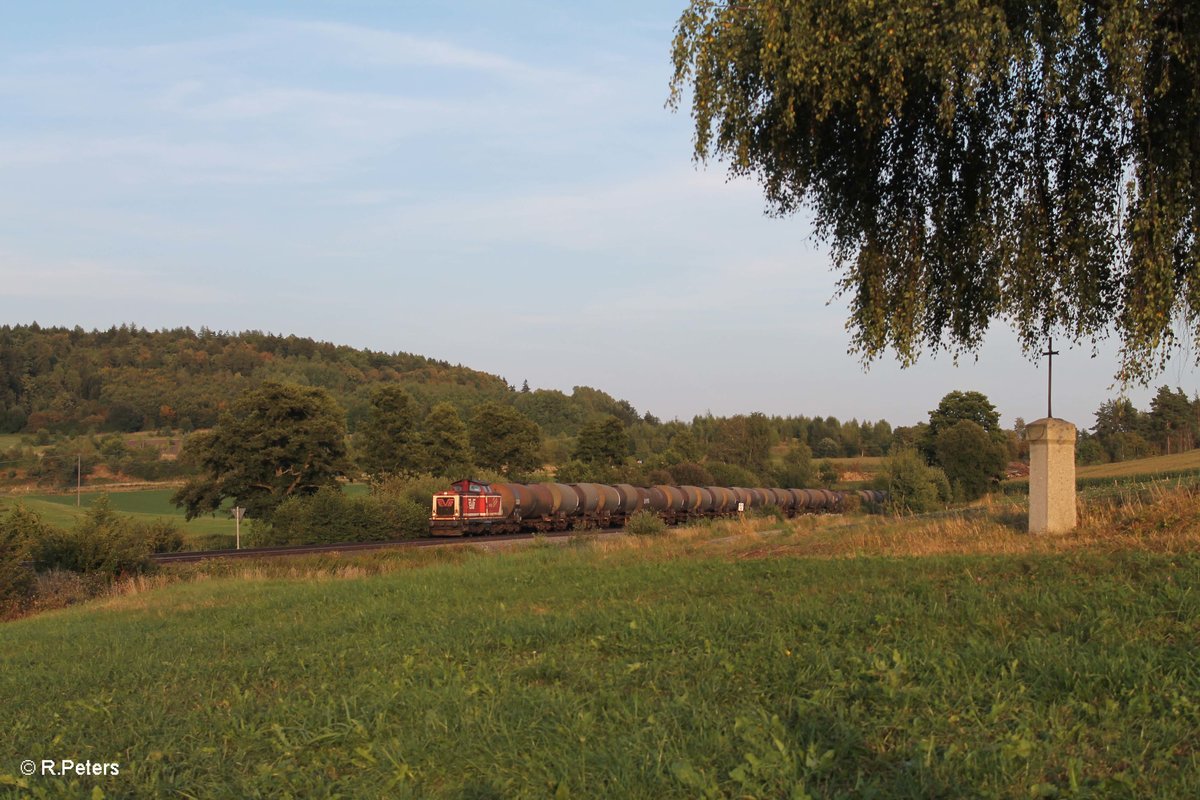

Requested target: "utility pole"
[
  {"left": 233, "top": 506, "right": 245, "bottom": 550},
  {"left": 76, "top": 453, "right": 81, "bottom": 507}
]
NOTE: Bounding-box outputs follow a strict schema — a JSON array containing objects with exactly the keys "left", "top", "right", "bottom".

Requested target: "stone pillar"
[{"left": 1026, "top": 418, "right": 1077, "bottom": 533}]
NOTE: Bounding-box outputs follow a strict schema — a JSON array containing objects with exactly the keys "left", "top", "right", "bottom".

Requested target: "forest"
[{"left": 1, "top": 324, "right": 1196, "bottom": 497}]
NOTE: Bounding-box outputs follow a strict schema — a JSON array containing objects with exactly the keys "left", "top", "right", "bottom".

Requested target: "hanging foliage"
[{"left": 670, "top": 0, "right": 1199, "bottom": 381}]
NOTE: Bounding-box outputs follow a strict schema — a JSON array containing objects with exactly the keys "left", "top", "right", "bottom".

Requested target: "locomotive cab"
[{"left": 430, "top": 479, "right": 505, "bottom": 536}]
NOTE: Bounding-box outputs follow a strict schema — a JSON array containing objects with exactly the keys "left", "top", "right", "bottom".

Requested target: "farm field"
[
  {"left": 0, "top": 489, "right": 238, "bottom": 547},
  {"left": 1003, "top": 449, "right": 1200, "bottom": 497},
  {"left": 1077, "top": 449, "right": 1200, "bottom": 479},
  {"left": 0, "top": 483, "right": 373, "bottom": 549},
  {"left": 2, "top": 493, "right": 1199, "bottom": 798}
]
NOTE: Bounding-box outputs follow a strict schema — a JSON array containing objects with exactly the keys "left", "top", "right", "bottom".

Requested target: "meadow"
[
  {"left": 2, "top": 487, "right": 1198, "bottom": 798},
  {"left": 0, "top": 489, "right": 238, "bottom": 548},
  {"left": 0, "top": 483, "right": 372, "bottom": 550},
  {"left": 1077, "top": 449, "right": 1200, "bottom": 479}
]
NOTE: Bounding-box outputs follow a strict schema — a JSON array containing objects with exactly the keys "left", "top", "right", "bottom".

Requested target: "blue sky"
[{"left": 2, "top": 1, "right": 1196, "bottom": 429}]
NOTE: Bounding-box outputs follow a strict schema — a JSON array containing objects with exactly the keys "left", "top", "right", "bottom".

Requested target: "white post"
[{"left": 233, "top": 506, "right": 244, "bottom": 549}]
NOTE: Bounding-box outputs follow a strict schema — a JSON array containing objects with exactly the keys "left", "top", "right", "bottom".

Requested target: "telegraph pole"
[{"left": 233, "top": 506, "right": 245, "bottom": 550}]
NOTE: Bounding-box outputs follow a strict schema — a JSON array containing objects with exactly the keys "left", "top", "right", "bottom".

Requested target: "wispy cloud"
[
  {"left": 0, "top": 253, "right": 225, "bottom": 303},
  {"left": 277, "top": 20, "right": 538, "bottom": 76}
]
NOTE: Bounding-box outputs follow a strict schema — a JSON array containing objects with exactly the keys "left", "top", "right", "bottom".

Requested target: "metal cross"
[{"left": 1042, "top": 337, "right": 1059, "bottom": 418}]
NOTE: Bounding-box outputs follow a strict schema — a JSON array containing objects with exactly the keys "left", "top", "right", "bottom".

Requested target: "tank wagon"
[{"left": 430, "top": 478, "right": 886, "bottom": 536}]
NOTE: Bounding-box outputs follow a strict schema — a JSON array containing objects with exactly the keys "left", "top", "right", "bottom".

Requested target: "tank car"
[{"left": 429, "top": 478, "right": 886, "bottom": 537}]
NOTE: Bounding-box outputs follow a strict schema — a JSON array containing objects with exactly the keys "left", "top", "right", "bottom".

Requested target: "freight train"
[{"left": 429, "top": 478, "right": 885, "bottom": 536}]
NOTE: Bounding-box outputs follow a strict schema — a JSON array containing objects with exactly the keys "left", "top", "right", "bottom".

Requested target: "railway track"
[{"left": 150, "top": 528, "right": 621, "bottom": 564}]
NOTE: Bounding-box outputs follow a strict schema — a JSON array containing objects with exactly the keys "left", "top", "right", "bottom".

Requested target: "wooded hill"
[
  {"left": 0, "top": 323, "right": 522, "bottom": 434},
  {"left": 0, "top": 324, "right": 904, "bottom": 490}
]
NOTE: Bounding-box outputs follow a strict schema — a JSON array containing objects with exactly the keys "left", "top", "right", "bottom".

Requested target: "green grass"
[
  {"left": 1, "top": 483, "right": 373, "bottom": 549},
  {"left": 0, "top": 490, "right": 237, "bottom": 547},
  {"left": 0, "top": 434, "right": 26, "bottom": 450},
  {"left": 1, "top": 544, "right": 1197, "bottom": 797}
]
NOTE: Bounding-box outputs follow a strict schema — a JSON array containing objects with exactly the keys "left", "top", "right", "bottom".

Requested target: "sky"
[{"left": 2, "top": 1, "right": 1197, "bottom": 430}]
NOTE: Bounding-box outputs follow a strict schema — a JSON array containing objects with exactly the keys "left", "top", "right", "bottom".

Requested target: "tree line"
[{"left": 1079, "top": 387, "right": 1200, "bottom": 464}]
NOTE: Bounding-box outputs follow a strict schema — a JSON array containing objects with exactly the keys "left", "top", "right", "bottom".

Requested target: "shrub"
[
  {"left": 934, "top": 420, "right": 1008, "bottom": 500},
  {"left": 838, "top": 493, "right": 863, "bottom": 515},
  {"left": 134, "top": 518, "right": 186, "bottom": 553},
  {"left": 875, "top": 449, "right": 946, "bottom": 514},
  {"left": 31, "top": 496, "right": 153, "bottom": 577},
  {"left": 643, "top": 468, "right": 675, "bottom": 486},
  {"left": 817, "top": 460, "right": 840, "bottom": 488},
  {"left": 253, "top": 487, "right": 427, "bottom": 546},
  {"left": 625, "top": 510, "right": 666, "bottom": 535},
  {"left": 706, "top": 462, "right": 762, "bottom": 488},
  {"left": 0, "top": 505, "right": 44, "bottom": 609},
  {"left": 754, "top": 504, "right": 786, "bottom": 521},
  {"left": 374, "top": 473, "right": 458, "bottom": 507},
  {"left": 555, "top": 460, "right": 614, "bottom": 484},
  {"left": 770, "top": 442, "right": 814, "bottom": 488},
  {"left": 669, "top": 462, "right": 716, "bottom": 486},
  {"left": 31, "top": 569, "right": 108, "bottom": 610}
]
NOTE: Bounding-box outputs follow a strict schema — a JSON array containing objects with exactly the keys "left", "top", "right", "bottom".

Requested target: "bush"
[
  {"left": 625, "top": 510, "right": 666, "bottom": 535},
  {"left": 770, "top": 442, "right": 814, "bottom": 488},
  {"left": 669, "top": 461, "right": 716, "bottom": 486},
  {"left": 374, "top": 473, "right": 459, "bottom": 506},
  {"left": 875, "top": 449, "right": 947, "bottom": 514},
  {"left": 253, "top": 486, "right": 427, "bottom": 546},
  {"left": 134, "top": 518, "right": 186, "bottom": 553},
  {"left": 31, "top": 496, "right": 154, "bottom": 577},
  {"left": 706, "top": 462, "right": 763, "bottom": 488},
  {"left": 934, "top": 420, "right": 1008, "bottom": 500},
  {"left": 817, "top": 460, "right": 840, "bottom": 488},
  {"left": 555, "top": 460, "right": 614, "bottom": 484},
  {"left": 643, "top": 468, "right": 675, "bottom": 486},
  {"left": 0, "top": 505, "right": 44, "bottom": 610},
  {"left": 754, "top": 504, "right": 786, "bottom": 521}
]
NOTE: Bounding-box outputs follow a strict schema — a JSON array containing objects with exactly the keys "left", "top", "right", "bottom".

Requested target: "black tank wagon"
[{"left": 430, "top": 478, "right": 885, "bottom": 536}]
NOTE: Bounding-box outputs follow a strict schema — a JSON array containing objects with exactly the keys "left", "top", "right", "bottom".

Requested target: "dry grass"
[
  {"left": 14, "top": 486, "right": 1200, "bottom": 620},
  {"left": 1077, "top": 448, "right": 1200, "bottom": 479},
  {"left": 716, "top": 485, "right": 1200, "bottom": 561}
]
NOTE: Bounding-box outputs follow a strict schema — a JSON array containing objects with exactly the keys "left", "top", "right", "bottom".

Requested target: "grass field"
[
  {"left": 1, "top": 483, "right": 373, "bottom": 549},
  {"left": 0, "top": 489, "right": 238, "bottom": 546},
  {"left": 2, "top": 490, "right": 1199, "bottom": 798},
  {"left": 1078, "top": 448, "right": 1200, "bottom": 479},
  {"left": 0, "top": 433, "right": 26, "bottom": 450}
]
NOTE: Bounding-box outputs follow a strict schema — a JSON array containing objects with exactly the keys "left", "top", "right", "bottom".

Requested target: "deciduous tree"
[
  {"left": 572, "top": 415, "right": 630, "bottom": 466},
  {"left": 356, "top": 385, "right": 421, "bottom": 478},
  {"left": 469, "top": 402, "right": 541, "bottom": 475},
  {"left": 172, "top": 383, "right": 348, "bottom": 519},
  {"left": 671, "top": 1, "right": 1200, "bottom": 380},
  {"left": 421, "top": 402, "right": 473, "bottom": 477}
]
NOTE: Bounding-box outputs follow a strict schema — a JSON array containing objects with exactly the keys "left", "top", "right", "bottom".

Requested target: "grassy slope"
[
  {"left": 2, "top": 510, "right": 1198, "bottom": 798},
  {"left": 1, "top": 484, "right": 372, "bottom": 547},
  {"left": 0, "top": 491, "right": 236, "bottom": 543},
  {"left": 1078, "top": 449, "right": 1200, "bottom": 479}
]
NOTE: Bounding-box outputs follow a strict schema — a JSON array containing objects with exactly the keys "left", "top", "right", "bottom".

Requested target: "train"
[{"left": 429, "top": 478, "right": 886, "bottom": 536}]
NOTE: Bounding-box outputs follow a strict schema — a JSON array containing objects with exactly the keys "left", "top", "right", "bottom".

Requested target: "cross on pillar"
[{"left": 1042, "top": 337, "right": 1059, "bottom": 418}]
